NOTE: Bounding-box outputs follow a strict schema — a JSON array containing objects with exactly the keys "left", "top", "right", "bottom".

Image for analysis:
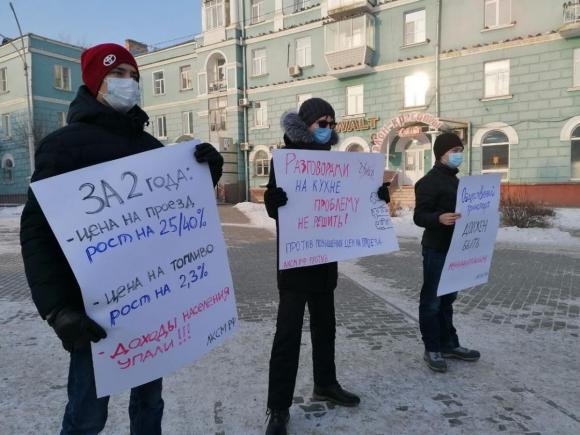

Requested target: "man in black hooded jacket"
[
  {"left": 263, "top": 98, "right": 391, "bottom": 435},
  {"left": 20, "top": 43, "right": 223, "bottom": 435}
]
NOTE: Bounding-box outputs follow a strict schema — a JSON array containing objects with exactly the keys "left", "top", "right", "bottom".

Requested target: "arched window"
[
  {"left": 482, "top": 130, "right": 509, "bottom": 178},
  {"left": 2, "top": 155, "right": 14, "bottom": 184},
  {"left": 207, "top": 53, "right": 227, "bottom": 93},
  {"left": 254, "top": 150, "right": 270, "bottom": 177},
  {"left": 346, "top": 143, "right": 364, "bottom": 152},
  {"left": 572, "top": 125, "right": 580, "bottom": 179}
]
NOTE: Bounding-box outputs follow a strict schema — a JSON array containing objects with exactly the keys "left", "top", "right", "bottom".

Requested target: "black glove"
[
  {"left": 47, "top": 307, "right": 107, "bottom": 352},
  {"left": 194, "top": 143, "right": 224, "bottom": 186},
  {"left": 264, "top": 187, "right": 287, "bottom": 219},
  {"left": 265, "top": 187, "right": 288, "bottom": 209},
  {"left": 377, "top": 182, "right": 391, "bottom": 203}
]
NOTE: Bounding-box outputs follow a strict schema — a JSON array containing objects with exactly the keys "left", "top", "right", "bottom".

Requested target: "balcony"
[
  {"left": 325, "top": 47, "right": 374, "bottom": 78},
  {"left": 327, "top": 0, "right": 375, "bottom": 19},
  {"left": 324, "top": 14, "right": 375, "bottom": 78},
  {"left": 208, "top": 81, "right": 227, "bottom": 93},
  {"left": 560, "top": 1, "right": 580, "bottom": 38}
]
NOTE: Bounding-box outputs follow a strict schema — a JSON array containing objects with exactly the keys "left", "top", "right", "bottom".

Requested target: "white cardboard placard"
[
  {"left": 31, "top": 140, "right": 238, "bottom": 397},
  {"left": 272, "top": 149, "right": 399, "bottom": 269}
]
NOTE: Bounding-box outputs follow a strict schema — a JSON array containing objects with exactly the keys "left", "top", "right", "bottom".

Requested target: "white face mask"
[{"left": 100, "top": 77, "right": 141, "bottom": 113}]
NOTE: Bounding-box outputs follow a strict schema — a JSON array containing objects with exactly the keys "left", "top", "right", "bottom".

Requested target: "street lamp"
[{"left": 1, "top": 2, "right": 35, "bottom": 177}]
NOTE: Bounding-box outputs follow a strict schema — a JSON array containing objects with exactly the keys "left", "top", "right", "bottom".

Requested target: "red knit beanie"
[{"left": 81, "top": 43, "right": 139, "bottom": 96}]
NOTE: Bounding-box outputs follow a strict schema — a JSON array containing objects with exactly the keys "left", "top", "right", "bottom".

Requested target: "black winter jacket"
[
  {"left": 413, "top": 162, "right": 460, "bottom": 252},
  {"left": 20, "top": 86, "right": 163, "bottom": 319},
  {"left": 264, "top": 111, "right": 339, "bottom": 292}
]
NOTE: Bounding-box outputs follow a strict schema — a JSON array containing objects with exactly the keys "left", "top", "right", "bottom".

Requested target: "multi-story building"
[
  {"left": 136, "top": 0, "right": 580, "bottom": 206},
  {"left": 0, "top": 34, "right": 82, "bottom": 203}
]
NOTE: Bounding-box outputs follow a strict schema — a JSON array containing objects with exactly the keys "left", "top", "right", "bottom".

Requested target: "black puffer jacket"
[
  {"left": 264, "top": 111, "right": 339, "bottom": 292},
  {"left": 413, "top": 161, "right": 460, "bottom": 252},
  {"left": 20, "top": 86, "right": 163, "bottom": 319}
]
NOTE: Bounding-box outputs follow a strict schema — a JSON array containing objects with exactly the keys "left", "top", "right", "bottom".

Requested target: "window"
[
  {"left": 0, "top": 67, "right": 7, "bottom": 93},
  {"left": 295, "top": 37, "right": 311, "bottom": 67},
  {"left": 326, "top": 15, "right": 375, "bottom": 52},
  {"left": 209, "top": 58, "right": 227, "bottom": 92},
  {"left": 481, "top": 130, "right": 509, "bottom": 178},
  {"left": 155, "top": 115, "right": 167, "bottom": 139},
  {"left": 209, "top": 97, "right": 227, "bottom": 131},
  {"left": 251, "top": 0, "right": 264, "bottom": 24},
  {"left": 404, "top": 73, "right": 429, "bottom": 107},
  {"left": 254, "top": 150, "right": 270, "bottom": 176},
  {"left": 252, "top": 48, "right": 267, "bottom": 76},
  {"left": 574, "top": 49, "right": 580, "bottom": 88},
  {"left": 571, "top": 125, "right": 580, "bottom": 179},
  {"left": 255, "top": 101, "right": 268, "bottom": 127},
  {"left": 205, "top": 0, "right": 224, "bottom": 30},
  {"left": 54, "top": 65, "right": 71, "bottom": 91},
  {"left": 153, "top": 71, "right": 165, "bottom": 95},
  {"left": 297, "top": 93, "right": 312, "bottom": 109},
  {"left": 2, "top": 155, "right": 14, "bottom": 184},
  {"left": 57, "top": 111, "right": 67, "bottom": 127},
  {"left": 346, "top": 143, "right": 364, "bottom": 152},
  {"left": 180, "top": 65, "right": 193, "bottom": 90},
  {"left": 404, "top": 9, "right": 426, "bottom": 45},
  {"left": 347, "top": 85, "right": 364, "bottom": 115},
  {"left": 484, "top": 60, "right": 510, "bottom": 98},
  {"left": 182, "top": 111, "right": 194, "bottom": 135},
  {"left": 484, "top": 0, "right": 511, "bottom": 28},
  {"left": 290, "top": 0, "right": 316, "bottom": 13},
  {"left": 1, "top": 114, "right": 10, "bottom": 137}
]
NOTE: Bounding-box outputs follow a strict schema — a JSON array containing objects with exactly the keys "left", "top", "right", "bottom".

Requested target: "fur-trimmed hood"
[{"left": 280, "top": 110, "right": 339, "bottom": 149}]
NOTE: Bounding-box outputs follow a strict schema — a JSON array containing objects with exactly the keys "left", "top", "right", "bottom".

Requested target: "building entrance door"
[{"left": 403, "top": 149, "right": 424, "bottom": 185}]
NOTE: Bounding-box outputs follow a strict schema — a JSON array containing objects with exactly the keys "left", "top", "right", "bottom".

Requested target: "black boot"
[
  {"left": 312, "top": 383, "right": 360, "bottom": 407},
  {"left": 265, "top": 408, "right": 289, "bottom": 435}
]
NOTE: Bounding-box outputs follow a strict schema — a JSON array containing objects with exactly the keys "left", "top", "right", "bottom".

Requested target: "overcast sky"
[{"left": 0, "top": 0, "right": 203, "bottom": 49}]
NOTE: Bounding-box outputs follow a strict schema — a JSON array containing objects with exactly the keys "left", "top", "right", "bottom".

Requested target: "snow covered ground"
[
  {"left": 233, "top": 202, "right": 580, "bottom": 250},
  {"left": 0, "top": 205, "right": 23, "bottom": 255},
  {"left": 4, "top": 203, "right": 579, "bottom": 249}
]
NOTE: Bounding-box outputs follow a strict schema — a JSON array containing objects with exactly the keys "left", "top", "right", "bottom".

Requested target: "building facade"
[
  {"left": 137, "top": 0, "right": 580, "bottom": 206},
  {"left": 0, "top": 34, "right": 82, "bottom": 203}
]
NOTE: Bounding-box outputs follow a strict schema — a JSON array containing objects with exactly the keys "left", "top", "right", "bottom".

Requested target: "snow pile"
[
  {"left": 0, "top": 205, "right": 23, "bottom": 218},
  {"left": 552, "top": 208, "right": 580, "bottom": 232},
  {"left": 233, "top": 202, "right": 276, "bottom": 233},
  {"left": 234, "top": 202, "right": 580, "bottom": 248}
]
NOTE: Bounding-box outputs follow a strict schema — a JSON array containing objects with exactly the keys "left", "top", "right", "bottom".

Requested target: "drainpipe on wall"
[
  {"left": 240, "top": 0, "right": 250, "bottom": 202},
  {"left": 434, "top": 0, "right": 441, "bottom": 118},
  {"left": 467, "top": 121, "right": 472, "bottom": 175}
]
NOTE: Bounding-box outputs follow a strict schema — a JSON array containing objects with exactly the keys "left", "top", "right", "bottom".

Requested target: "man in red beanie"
[{"left": 20, "top": 43, "right": 223, "bottom": 434}]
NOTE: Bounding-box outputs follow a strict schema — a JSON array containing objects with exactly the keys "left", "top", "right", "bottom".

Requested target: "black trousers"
[
  {"left": 267, "top": 289, "right": 337, "bottom": 410},
  {"left": 419, "top": 246, "right": 460, "bottom": 352}
]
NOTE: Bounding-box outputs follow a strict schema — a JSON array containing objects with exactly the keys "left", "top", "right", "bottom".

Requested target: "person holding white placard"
[
  {"left": 264, "top": 98, "right": 390, "bottom": 435},
  {"left": 20, "top": 43, "right": 223, "bottom": 435},
  {"left": 413, "top": 132, "right": 480, "bottom": 373}
]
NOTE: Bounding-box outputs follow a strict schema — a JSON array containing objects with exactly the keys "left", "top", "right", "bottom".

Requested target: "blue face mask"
[
  {"left": 447, "top": 152, "right": 464, "bottom": 168},
  {"left": 313, "top": 127, "right": 332, "bottom": 144}
]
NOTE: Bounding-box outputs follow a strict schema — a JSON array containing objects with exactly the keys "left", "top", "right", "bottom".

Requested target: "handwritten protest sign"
[
  {"left": 272, "top": 149, "right": 399, "bottom": 270},
  {"left": 437, "top": 173, "right": 501, "bottom": 296},
  {"left": 31, "top": 140, "right": 237, "bottom": 397}
]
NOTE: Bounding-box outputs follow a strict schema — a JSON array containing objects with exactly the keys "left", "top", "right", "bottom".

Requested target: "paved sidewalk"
[{"left": 1, "top": 205, "right": 579, "bottom": 434}]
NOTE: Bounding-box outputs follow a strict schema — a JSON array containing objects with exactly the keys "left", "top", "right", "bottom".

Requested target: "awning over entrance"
[
  {"left": 371, "top": 112, "right": 468, "bottom": 155},
  {"left": 371, "top": 112, "right": 469, "bottom": 185}
]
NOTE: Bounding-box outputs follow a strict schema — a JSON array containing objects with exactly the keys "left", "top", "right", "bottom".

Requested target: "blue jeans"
[
  {"left": 61, "top": 346, "right": 164, "bottom": 435},
  {"left": 419, "top": 246, "right": 460, "bottom": 352}
]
